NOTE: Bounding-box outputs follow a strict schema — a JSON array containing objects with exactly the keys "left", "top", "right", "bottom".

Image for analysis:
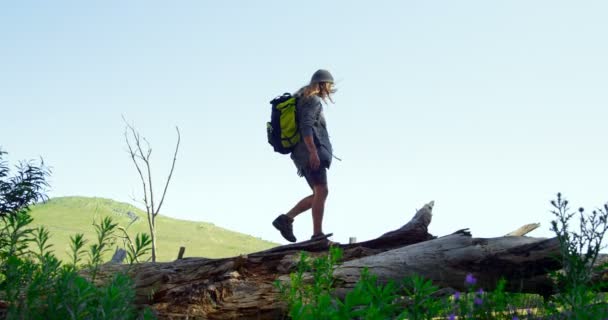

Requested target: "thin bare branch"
[
  {"left": 134, "top": 132, "right": 148, "bottom": 166},
  {"left": 129, "top": 126, "right": 154, "bottom": 215},
  {"left": 123, "top": 119, "right": 151, "bottom": 216},
  {"left": 125, "top": 132, "right": 147, "bottom": 206},
  {"left": 129, "top": 192, "right": 146, "bottom": 208},
  {"left": 146, "top": 146, "right": 155, "bottom": 216},
  {"left": 155, "top": 126, "right": 181, "bottom": 217},
  {"left": 143, "top": 137, "right": 153, "bottom": 158}
]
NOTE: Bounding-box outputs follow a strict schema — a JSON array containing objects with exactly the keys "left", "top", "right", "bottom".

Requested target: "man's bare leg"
[
  {"left": 311, "top": 184, "right": 328, "bottom": 236},
  {"left": 286, "top": 195, "right": 313, "bottom": 219}
]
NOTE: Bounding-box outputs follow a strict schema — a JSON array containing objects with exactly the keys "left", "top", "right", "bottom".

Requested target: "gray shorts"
[{"left": 303, "top": 167, "right": 327, "bottom": 189}]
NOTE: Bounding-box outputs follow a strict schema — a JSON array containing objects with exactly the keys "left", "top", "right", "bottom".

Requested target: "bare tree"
[{"left": 123, "top": 117, "right": 180, "bottom": 262}]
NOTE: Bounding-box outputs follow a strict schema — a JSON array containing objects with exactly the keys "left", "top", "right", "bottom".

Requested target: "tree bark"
[
  {"left": 91, "top": 203, "right": 590, "bottom": 319},
  {"left": 333, "top": 231, "right": 561, "bottom": 298}
]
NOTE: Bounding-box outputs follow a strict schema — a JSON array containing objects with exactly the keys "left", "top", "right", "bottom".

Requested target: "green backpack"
[{"left": 267, "top": 93, "right": 300, "bottom": 154}]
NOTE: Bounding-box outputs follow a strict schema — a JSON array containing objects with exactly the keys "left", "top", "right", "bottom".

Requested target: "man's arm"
[
  {"left": 298, "top": 97, "right": 321, "bottom": 170},
  {"left": 303, "top": 135, "right": 320, "bottom": 170}
]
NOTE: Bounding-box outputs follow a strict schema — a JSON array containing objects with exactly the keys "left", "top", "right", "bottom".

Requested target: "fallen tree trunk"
[
  {"left": 333, "top": 230, "right": 561, "bottom": 297},
  {"left": 91, "top": 202, "right": 578, "bottom": 319},
  {"left": 96, "top": 202, "right": 437, "bottom": 318}
]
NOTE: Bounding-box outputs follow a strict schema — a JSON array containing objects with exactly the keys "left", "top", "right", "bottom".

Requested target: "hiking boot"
[
  {"left": 310, "top": 232, "right": 339, "bottom": 245},
  {"left": 272, "top": 214, "right": 296, "bottom": 243},
  {"left": 310, "top": 233, "right": 328, "bottom": 241}
]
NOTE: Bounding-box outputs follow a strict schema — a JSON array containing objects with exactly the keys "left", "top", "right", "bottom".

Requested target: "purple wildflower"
[
  {"left": 448, "top": 314, "right": 455, "bottom": 320},
  {"left": 477, "top": 288, "right": 484, "bottom": 295},
  {"left": 512, "top": 317, "right": 519, "bottom": 320},
  {"left": 474, "top": 297, "right": 483, "bottom": 305},
  {"left": 465, "top": 273, "right": 477, "bottom": 286},
  {"left": 453, "top": 291, "right": 461, "bottom": 301}
]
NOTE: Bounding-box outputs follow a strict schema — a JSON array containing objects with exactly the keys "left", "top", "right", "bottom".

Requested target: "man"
[{"left": 272, "top": 69, "right": 337, "bottom": 242}]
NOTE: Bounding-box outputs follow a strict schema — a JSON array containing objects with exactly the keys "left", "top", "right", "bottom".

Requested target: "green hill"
[{"left": 28, "top": 196, "right": 278, "bottom": 262}]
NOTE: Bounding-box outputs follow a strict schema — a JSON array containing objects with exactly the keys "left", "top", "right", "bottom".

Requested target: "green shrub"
[
  {"left": 275, "top": 246, "right": 443, "bottom": 320},
  {"left": 0, "top": 211, "right": 155, "bottom": 319},
  {"left": 0, "top": 150, "right": 155, "bottom": 319}
]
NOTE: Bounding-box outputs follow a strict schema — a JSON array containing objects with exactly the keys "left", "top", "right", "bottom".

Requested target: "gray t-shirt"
[{"left": 290, "top": 94, "right": 333, "bottom": 176}]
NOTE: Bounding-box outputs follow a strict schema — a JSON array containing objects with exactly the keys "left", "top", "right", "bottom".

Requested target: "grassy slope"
[{"left": 28, "top": 196, "right": 277, "bottom": 262}]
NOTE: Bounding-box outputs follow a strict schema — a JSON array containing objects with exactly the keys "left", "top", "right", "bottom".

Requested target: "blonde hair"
[{"left": 299, "top": 82, "right": 337, "bottom": 104}]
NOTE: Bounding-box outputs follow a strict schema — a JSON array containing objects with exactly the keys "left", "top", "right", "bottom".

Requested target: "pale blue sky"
[{"left": 1, "top": 1, "right": 607, "bottom": 246}]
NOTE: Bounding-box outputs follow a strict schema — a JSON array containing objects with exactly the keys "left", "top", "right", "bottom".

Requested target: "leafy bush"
[
  {"left": 0, "top": 210, "right": 155, "bottom": 319},
  {"left": 0, "top": 149, "right": 155, "bottom": 319},
  {"left": 0, "top": 149, "right": 50, "bottom": 217}
]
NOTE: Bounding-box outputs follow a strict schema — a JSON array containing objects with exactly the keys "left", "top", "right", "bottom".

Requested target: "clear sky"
[{"left": 1, "top": 1, "right": 607, "bottom": 246}]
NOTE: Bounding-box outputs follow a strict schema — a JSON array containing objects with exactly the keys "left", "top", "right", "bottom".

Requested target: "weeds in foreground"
[
  {"left": 0, "top": 211, "right": 155, "bottom": 319},
  {"left": 276, "top": 193, "right": 608, "bottom": 319},
  {"left": 0, "top": 148, "right": 155, "bottom": 319},
  {"left": 549, "top": 193, "right": 608, "bottom": 318}
]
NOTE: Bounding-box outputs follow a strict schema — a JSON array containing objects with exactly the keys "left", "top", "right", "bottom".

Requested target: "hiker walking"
[{"left": 272, "top": 69, "right": 336, "bottom": 242}]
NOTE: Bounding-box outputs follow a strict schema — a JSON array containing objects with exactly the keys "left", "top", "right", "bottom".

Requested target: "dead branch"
[
  {"left": 506, "top": 223, "right": 541, "bottom": 236},
  {"left": 155, "top": 126, "right": 180, "bottom": 217}
]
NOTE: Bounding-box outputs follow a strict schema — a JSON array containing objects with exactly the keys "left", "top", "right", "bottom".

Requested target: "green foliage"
[
  {"left": 399, "top": 274, "right": 443, "bottom": 319},
  {"left": 0, "top": 156, "right": 156, "bottom": 320},
  {"left": 32, "top": 226, "right": 53, "bottom": 264},
  {"left": 3, "top": 257, "right": 154, "bottom": 320},
  {"left": 0, "top": 211, "right": 156, "bottom": 319},
  {"left": 276, "top": 249, "right": 551, "bottom": 320},
  {"left": 276, "top": 247, "right": 441, "bottom": 320},
  {"left": 0, "top": 149, "right": 158, "bottom": 318},
  {"left": 548, "top": 192, "right": 608, "bottom": 319},
  {"left": 275, "top": 247, "right": 341, "bottom": 320},
  {"left": 446, "top": 276, "right": 533, "bottom": 320},
  {"left": 126, "top": 232, "right": 153, "bottom": 265},
  {"left": 0, "top": 149, "right": 50, "bottom": 216},
  {"left": 68, "top": 233, "right": 87, "bottom": 270},
  {"left": 336, "top": 269, "right": 401, "bottom": 319},
  {"left": 87, "top": 216, "right": 118, "bottom": 281},
  {"left": 0, "top": 213, "right": 153, "bottom": 319},
  {"left": 275, "top": 194, "right": 608, "bottom": 320},
  {"left": 0, "top": 210, "right": 33, "bottom": 262}
]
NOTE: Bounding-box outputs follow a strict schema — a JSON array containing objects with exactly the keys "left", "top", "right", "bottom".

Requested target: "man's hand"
[
  {"left": 309, "top": 152, "right": 320, "bottom": 171},
  {"left": 303, "top": 135, "right": 320, "bottom": 171}
]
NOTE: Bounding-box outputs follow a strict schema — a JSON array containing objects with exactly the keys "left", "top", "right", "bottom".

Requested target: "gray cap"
[{"left": 310, "top": 69, "right": 334, "bottom": 84}]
